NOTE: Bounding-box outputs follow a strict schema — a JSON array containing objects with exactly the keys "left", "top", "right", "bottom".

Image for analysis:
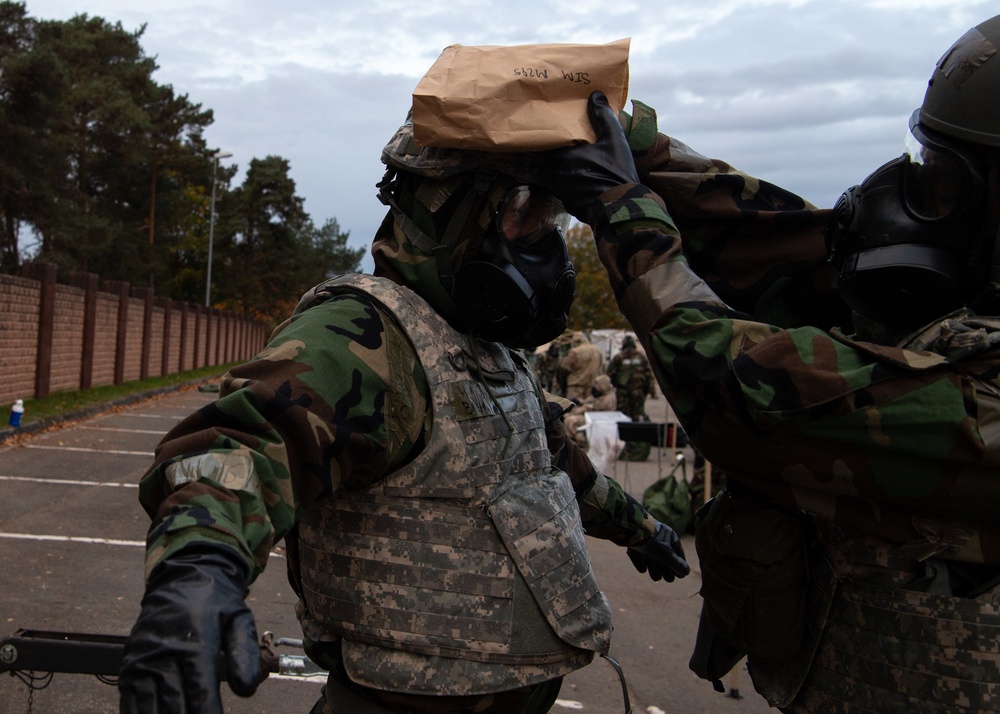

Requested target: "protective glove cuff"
[
  {"left": 627, "top": 521, "right": 691, "bottom": 582},
  {"left": 147, "top": 542, "right": 251, "bottom": 592}
]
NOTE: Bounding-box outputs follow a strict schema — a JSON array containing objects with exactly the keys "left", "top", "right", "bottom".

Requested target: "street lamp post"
[{"left": 205, "top": 150, "right": 233, "bottom": 307}]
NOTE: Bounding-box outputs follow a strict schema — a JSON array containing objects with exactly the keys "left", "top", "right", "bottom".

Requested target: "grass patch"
[{"left": 2, "top": 363, "right": 236, "bottom": 428}]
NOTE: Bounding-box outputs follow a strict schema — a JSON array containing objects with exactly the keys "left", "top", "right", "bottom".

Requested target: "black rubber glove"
[
  {"left": 627, "top": 521, "right": 690, "bottom": 582},
  {"left": 119, "top": 544, "right": 261, "bottom": 713},
  {"left": 545, "top": 90, "right": 641, "bottom": 220}
]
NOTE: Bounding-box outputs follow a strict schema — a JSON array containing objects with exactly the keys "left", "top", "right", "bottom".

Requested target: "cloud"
[{"left": 23, "top": 0, "right": 999, "bottom": 272}]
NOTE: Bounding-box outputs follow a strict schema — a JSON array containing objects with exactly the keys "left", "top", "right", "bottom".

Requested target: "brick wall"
[
  {"left": 92, "top": 292, "right": 119, "bottom": 388},
  {"left": 122, "top": 295, "right": 145, "bottom": 383},
  {"left": 0, "top": 275, "right": 40, "bottom": 401},
  {"left": 50, "top": 284, "right": 86, "bottom": 393},
  {"left": 0, "top": 264, "right": 269, "bottom": 406}
]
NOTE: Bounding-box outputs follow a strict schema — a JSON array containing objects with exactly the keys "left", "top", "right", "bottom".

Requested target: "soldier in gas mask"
[
  {"left": 117, "top": 107, "right": 690, "bottom": 712},
  {"left": 537, "top": 13, "right": 1000, "bottom": 714},
  {"left": 607, "top": 335, "right": 654, "bottom": 421}
]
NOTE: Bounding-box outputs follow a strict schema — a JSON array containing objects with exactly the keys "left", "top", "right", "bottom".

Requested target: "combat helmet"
[
  {"left": 912, "top": 14, "right": 1000, "bottom": 146},
  {"left": 380, "top": 116, "right": 553, "bottom": 186}
]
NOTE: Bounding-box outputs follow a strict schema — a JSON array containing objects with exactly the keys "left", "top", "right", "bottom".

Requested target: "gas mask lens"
[
  {"left": 903, "top": 124, "right": 984, "bottom": 220},
  {"left": 496, "top": 186, "right": 571, "bottom": 247}
]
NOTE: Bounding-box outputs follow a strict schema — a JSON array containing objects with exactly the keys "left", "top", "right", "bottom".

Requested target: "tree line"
[
  {"left": 0, "top": 2, "right": 627, "bottom": 331},
  {"left": 0, "top": 2, "right": 363, "bottom": 324},
  {"left": 565, "top": 223, "right": 629, "bottom": 331}
]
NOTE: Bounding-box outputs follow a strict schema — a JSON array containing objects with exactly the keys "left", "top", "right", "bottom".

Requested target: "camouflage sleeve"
[
  {"left": 138, "top": 294, "right": 427, "bottom": 581},
  {"left": 588, "top": 162, "right": 1000, "bottom": 562},
  {"left": 576, "top": 469, "right": 658, "bottom": 547},
  {"left": 621, "top": 100, "right": 849, "bottom": 331},
  {"left": 544, "top": 394, "right": 656, "bottom": 546}
]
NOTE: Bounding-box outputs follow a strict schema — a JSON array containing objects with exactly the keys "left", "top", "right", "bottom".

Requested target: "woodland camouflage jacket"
[
  {"left": 136, "top": 275, "right": 655, "bottom": 585},
  {"left": 594, "top": 101, "right": 1000, "bottom": 566}
]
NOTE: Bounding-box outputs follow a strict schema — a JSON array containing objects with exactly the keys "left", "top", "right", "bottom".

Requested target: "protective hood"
[
  {"left": 372, "top": 118, "right": 575, "bottom": 347},
  {"left": 371, "top": 171, "right": 512, "bottom": 325}
]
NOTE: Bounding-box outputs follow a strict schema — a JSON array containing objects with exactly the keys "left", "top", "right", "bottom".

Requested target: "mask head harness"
[
  {"left": 377, "top": 119, "right": 575, "bottom": 348},
  {"left": 826, "top": 117, "right": 994, "bottom": 329}
]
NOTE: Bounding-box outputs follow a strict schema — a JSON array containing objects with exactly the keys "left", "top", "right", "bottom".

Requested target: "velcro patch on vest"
[{"left": 449, "top": 381, "right": 498, "bottom": 421}]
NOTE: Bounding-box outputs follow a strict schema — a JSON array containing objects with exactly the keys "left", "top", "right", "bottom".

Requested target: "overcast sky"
[{"left": 23, "top": 0, "right": 998, "bottom": 272}]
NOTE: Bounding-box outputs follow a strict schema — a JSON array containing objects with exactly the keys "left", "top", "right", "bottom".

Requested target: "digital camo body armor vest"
[
  {"left": 750, "top": 312, "right": 1000, "bottom": 713},
  {"left": 770, "top": 523, "right": 1000, "bottom": 714},
  {"left": 294, "top": 274, "right": 612, "bottom": 696}
]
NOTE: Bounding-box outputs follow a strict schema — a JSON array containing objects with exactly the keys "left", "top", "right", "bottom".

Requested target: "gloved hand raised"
[
  {"left": 627, "top": 520, "right": 690, "bottom": 582},
  {"left": 544, "top": 91, "right": 640, "bottom": 220},
  {"left": 119, "top": 544, "right": 262, "bottom": 713}
]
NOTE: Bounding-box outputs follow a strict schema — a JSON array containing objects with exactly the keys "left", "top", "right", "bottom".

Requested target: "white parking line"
[
  {"left": 25, "top": 445, "right": 153, "bottom": 456},
  {"left": 0, "top": 532, "right": 287, "bottom": 559},
  {"left": 107, "top": 413, "right": 186, "bottom": 420},
  {"left": 0, "top": 533, "right": 143, "bottom": 547},
  {"left": 0, "top": 475, "right": 138, "bottom": 488},
  {"left": 268, "top": 674, "right": 327, "bottom": 683},
  {"left": 77, "top": 426, "right": 168, "bottom": 435}
]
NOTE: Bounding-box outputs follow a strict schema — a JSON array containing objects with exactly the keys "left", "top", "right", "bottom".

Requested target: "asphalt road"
[{"left": 0, "top": 386, "right": 773, "bottom": 714}]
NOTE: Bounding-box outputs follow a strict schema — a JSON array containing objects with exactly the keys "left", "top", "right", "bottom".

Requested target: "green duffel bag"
[{"left": 642, "top": 473, "right": 693, "bottom": 535}]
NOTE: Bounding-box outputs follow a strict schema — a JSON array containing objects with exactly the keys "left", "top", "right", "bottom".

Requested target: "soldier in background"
[
  {"left": 563, "top": 374, "right": 618, "bottom": 449},
  {"left": 560, "top": 332, "right": 604, "bottom": 403},
  {"left": 607, "top": 334, "right": 656, "bottom": 462},
  {"left": 606, "top": 335, "right": 654, "bottom": 421},
  {"left": 542, "top": 13, "right": 1000, "bottom": 712},
  {"left": 532, "top": 341, "right": 564, "bottom": 395},
  {"left": 117, "top": 90, "right": 690, "bottom": 712}
]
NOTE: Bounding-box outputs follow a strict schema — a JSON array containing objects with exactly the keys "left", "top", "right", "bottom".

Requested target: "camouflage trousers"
[
  {"left": 310, "top": 673, "right": 563, "bottom": 714},
  {"left": 616, "top": 394, "right": 646, "bottom": 422}
]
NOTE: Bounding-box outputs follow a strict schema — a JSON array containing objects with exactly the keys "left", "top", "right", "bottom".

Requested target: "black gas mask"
[
  {"left": 826, "top": 121, "right": 992, "bottom": 329},
  {"left": 452, "top": 185, "right": 576, "bottom": 348}
]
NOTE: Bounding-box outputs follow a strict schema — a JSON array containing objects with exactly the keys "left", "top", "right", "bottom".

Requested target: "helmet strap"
[
  {"left": 978, "top": 221, "right": 1000, "bottom": 306},
  {"left": 989, "top": 221, "right": 1000, "bottom": 284},
  {"left": 376, "top": 167, "right": 440, "bottom": 255}
]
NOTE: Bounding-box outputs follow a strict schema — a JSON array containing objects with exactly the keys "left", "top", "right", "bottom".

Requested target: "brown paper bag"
[{"left": 412, "top": 38, "right": 630, "bottom": 151}]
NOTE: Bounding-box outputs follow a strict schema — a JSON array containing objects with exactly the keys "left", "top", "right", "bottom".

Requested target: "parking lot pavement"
[
  {"left": 0, "top": 387, "right": 772, "bottom": 713},
  {"left": 0, "top": 385, "right": 320, "bottom": 714}
]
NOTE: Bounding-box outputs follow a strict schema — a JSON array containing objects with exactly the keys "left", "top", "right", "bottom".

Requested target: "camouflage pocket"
[
  {"left": 695, "top": 491, "right": 807, "bottom": 660},
  {"left": 489, "top": 472, "right": 612, "bottom": 655}
]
